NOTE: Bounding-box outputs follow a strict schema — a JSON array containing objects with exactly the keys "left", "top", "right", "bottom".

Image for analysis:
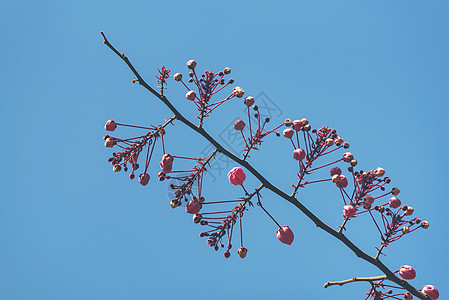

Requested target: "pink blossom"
[
  {"left": 160, "top": 154, "right": 173, "bottom": 173},
  {"left": 186, "top": 90, "right": 196, "bottom": 100},
  {"left": 228, "top": 167, "right": 246, "bottom": 185},
  {"left": 399, "top": 265, "right": 416, "bottom": 280},
  {"left": 276, "top": 225, "right": 294, "bottom": 245},
  {"left": 234, "top": 120, "right": 245, "bottom": 131},
  {"left": 343, "top": 205, "right": 356, "bottom": 218},
  {"left": 293, "top": 148, "right": 306, "bottom": 161},
  {"left": 244, "top": 96, "right": 254, "bottom": 106},
  {"left": 364, "top": 194, "right": 375, "bottom": 205},
  {"left": 336, "top": 175, "right": 348, "bottom": 188},
  {"left": 139, "top": 173, "right": 150, "bottom": 186},
  {"left": 342, "top": 152, "right": 354, "bottom": 163},
  {"left": 292, "top": 120, "right": 302, "bottom": 131},
  {"left": 283, "top": 128, "right": 294, "bottom": 138},
  {"left": 330, "top": 167, "right": 342, "bottom": 176},
  {"left": 104, "top": 120, "right": 117, "bottom": 131},
  {"left": 389, "top": 196, "right": 401, "bottom": 209},
  {"left": 422, "top": 285, "right": 439, "bottom": 300},
  {"left": 186, "top": 200, "right": 202, "bottom": 214}
]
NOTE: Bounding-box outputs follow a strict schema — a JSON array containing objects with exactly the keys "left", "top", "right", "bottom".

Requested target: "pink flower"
[
  {"left": 422, "top": 285, "right": 439, "bottom": 300},
  {"left": 343, "top": 205, "right": 356, "bottom": 218},
  {"left": 186, "top": 200, "right": 202, "bottom": 214},
  {"left": 276, "top": 225, "right": 294, "bottom": 245},
  {"left": 139, "top": 173, "right": 150, "bottom": 186},
  {"left": 283, "top": 128, "right": 294, "bottom": 138},
  {"left": 187, "top": 59, "right": 197, "bottom": 69},
  {"left": 399, "top": 265, "right": 416, "bottom": 280},
  {"left": 336, "top": 175, "right": 348, "bottom": 188},
  {"left": 232, "top": 87, "right": 245, "bottom": 98},
  {"left": 342, "top": 152, "right": 354, "bottom": 163},
  {"left": 186, "top": 90, "right": 196, "bottom": 100},
  {"left": 244, "top": 96, "right": 254, "bottom": 106},
  {"left": 160, "top": 154, "right": 173, "bottom": 173},
  {"left": 363, "top": 194, "right": 375, "bottom": 205},
  {"left": 234, "top": 120, "right": 245, "bottom": 131},
  {"left": 228, "top": 167, "right": 246, "bottom": 185},
  {"left": 330, "top": 167, "right": 342, "bottom": 176},
  {"left": 104, "top": 120, "right": 117, "bottom": 131},
  {"left": 292, "top": 120, "right": 302, "bottom": 131},
  {"left": 293, "top": 148, "right": 306, "bottom": 161},
  {"left": 388, "top": 196, "right": 401, "bottom": 209}
]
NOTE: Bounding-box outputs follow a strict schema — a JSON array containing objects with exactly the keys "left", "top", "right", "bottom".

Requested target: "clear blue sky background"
[{"left": 1, "top": 1, "right": 448, "bottom": 299}]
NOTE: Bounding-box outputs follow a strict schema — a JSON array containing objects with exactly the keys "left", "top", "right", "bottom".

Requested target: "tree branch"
[
  {"left": 324, "top": 275, "right": 387, "bottom": 288},
  {"left": 100, "top": 32, "right": 431, "bottom": 300}
]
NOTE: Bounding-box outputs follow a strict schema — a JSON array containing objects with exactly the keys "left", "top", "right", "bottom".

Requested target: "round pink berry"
[
  {"left": 232, "top": 87, "right": 245, "bottom": 98},
  {"left": 343, "top": 205, "right": 356, "bottom": 218},
  {"left": 234, "top": 120, "right": 245, "bottom": 131},
  {"left": 228, "top": 167, "right": 246, "bottom": 185},
  {"left": 342, "top": 152, "right": 354, "bottom": 163},
  {"left": 104, "top": 120, "right": 117, "bottom": 131},
  {"left": 139, "top": 173, "right": 150, "bottom": 186},
  {"left": 293, "top": 148, "right": 306, "bottom": 161},
  {"left": 422, "top": 285, "right": 439, "bottom": 300},
  {"left": 186, "top": 90, "right": 196, "bottom": 100},
  {"left": 244, "top": 96, "right": 254, "bottom": 106},
  {"left": 160, "top": 154, "right": 173, "bottom": 173},
  {"left": 276, "top": 225, "right": 294, "bottom": 245},
  {"left": 364, "top": 194, "right": 375, "bottom": 205},
  {"left": 186, "top": 200, "right": 202, "bottom": 214},
  {"left": 336, "top": 175, "right": 348, "bottom": 188},
  {"left": 388, "top": 196, "right": 401, "bottom": 209},
  {"left": 399, "top": 265, "right": 416, "bottom": 280},
  {"left": 283, "top": 128, "right": 294, "bottom": 138},
  {"left": 187, "top": 59, "right": 197, "bottom": 69},
  {"left": 330, "top": 167, "right": 342, "bottom": 176},
  {"left": 292, "top": 120, "right": 302, "bottom": 131}
]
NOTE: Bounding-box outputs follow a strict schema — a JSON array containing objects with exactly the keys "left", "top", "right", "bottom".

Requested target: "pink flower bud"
[
  {"left": 104, "top": 138, "right": 115, "bottom": 148},
  {"left": 223, "top": 67, "right": 231, "bottom": 74},
  {"left": 276, "top": 225, "right": 294, "bottom": 245},
  {"left": 325, "top": 138, "right": 334, "bottom": 146},
  {"left": 343, "top": 152, "right": 354, "bottom": 163},
  {"left": 174, "top": 73, "right": 182, "bottom": 81},
  {"left": 232, "top": 87, "right": 245, "bottom": 98},
  {"left": 343, "top": 205, "right": 356, "bottom": 218},
  {"left": 234, "top": 120, "right": 245, "bottom": 131},
  {"left": 336, "top": 175, "right": 348, "bottom": 188},
  {"left": 186, "top": 90, "right": 196, "bottom": 100},
  {"left": 292, "top": 120, "right": 302, "bottom": 131},
  {"left": 160, "top": 154, "right": 173, "bottom": 173},
  {"left": 237, "top": 247, "right": 248, "bottom": 258},
  {"left": 300, "top": 118, "right": 309, "bottom": 126},
  {"left": 283, "top": 128, "right": 294, "bottom": 138},
  {"left": 332, "top": 174, "right": 341, "bottom": 183},
  {"left": 422, "top": 285, "right": 439, "bottom": 300},
  {"left": 399, "top": 265, "right": 416, "bottom": 280},
  {"left": 375, "top": 167, "right": 385, "bottom": 177},
  {"left": 186, "top": 200, "right": 202, "bottom": 214},
  {"left": 405, "top": 206, "right": 414, "bottom": 216},
  {"left": 330, "top": 167, "right": 342, "bottom": 176},
  {"left": 228, "top": 167, "right": 246, "bottom": 185},
  {"left": 139, "top": 173, "right": 150, "bottom": 186},
  {"left": 244, "top": 96, "right": 254, "bottom": 106},
  {"left": 293, "top": 148, "right": 306, "bottom": 161},
  {"left": 104, "top": 120, "right": 117, "bottom": 131},
  {"left": 187, "top": 59, "right": 196, "bottom": 69},
  {"left": 364, "top": 194, "right": 375, "bottom": 205}
]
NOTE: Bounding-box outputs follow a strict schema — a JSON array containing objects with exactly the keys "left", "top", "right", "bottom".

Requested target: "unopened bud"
[
  {"left": 113, "top": 165, "right": 121, "bottom": 172},
  {"left": 325, "top": 138, "right": 334, "bottom": 146},
  {"left": 237, "top": 247, "right": 248, "bottom": 258},
  {"left": 351, "top": 159, "right": 358, "bottom": 167},
  {"left": 223, "top": 67, "right": 231, "bottom": 74},
  {"left": 187, "top": 59, "right": 196, "bottom": 69},
  {"left": 174, "top": 73, "right": 182, "bottom": 81},
  {"left": 421, "top": 221, "right": 429, "bottom": 229},
  {"left": 402, "top": 226, "right": 410, "bottom": 234},
  {"left": 392, "top": 187, "right": 400, "bottom": 195},
  {"left": 193, "top": 214, "right": 202, "bottom": 224},
  {"left": 284, "top": 119, "right": 292, "bottom": 126}
]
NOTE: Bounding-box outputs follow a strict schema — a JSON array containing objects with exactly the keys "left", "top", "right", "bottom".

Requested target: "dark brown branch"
[
  {"left": 100, "top": 32, "right": 431, "bottom": 300},
  {"left": 324, "top": 275, "right": 387, "bottom": 288}
]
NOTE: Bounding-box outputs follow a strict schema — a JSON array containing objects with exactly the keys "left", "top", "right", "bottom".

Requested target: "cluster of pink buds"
[
  {"left": 365, "top": 266, "right": 439, "bottom": 299},
  {"left": 103, "top": 118, "right": 174, "bottom": 185},
  {"left": 174, "top": 60, "right": 241, "bottom": 126}
]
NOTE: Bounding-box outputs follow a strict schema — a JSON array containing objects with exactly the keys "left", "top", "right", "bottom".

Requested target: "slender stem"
[{"left": 324, "top": 275, "right": 387, "bottom": 288}]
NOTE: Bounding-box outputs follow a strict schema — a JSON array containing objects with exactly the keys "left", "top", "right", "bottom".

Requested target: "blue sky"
[{"left": 1, "top": 1, "right": 448, "bottom": 299}]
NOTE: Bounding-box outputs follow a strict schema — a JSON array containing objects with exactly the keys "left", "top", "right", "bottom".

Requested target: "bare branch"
[{"left": 324, "top": 275, "right": 387, "bottom": 288}]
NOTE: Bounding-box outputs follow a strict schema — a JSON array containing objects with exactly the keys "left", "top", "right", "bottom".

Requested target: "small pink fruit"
[
  {"left": 174, "top": 73, "right": 182, "bottom": 81},
  {"left": 244, "top": 96, "right": 254, "bottom": 106},
  {"left": 223, "top": 67, "right": 231, "bottom": 74},
  {"left": 332, "top": 174, "right": 341, "bottom": 183},
  {"left": 186, "top": 90, "right": 196, "bottom": 100},
  {"left": 237, "top": 247, "right": 248, "bottom": 258},
  {"left": 234, "top": 120, "right": 245, "bottom": 131},
  {"left": 139, "top": 173, "right": 150, "bottom": 186},
  {"left": 104, "top": 120, "right": 117, "bottom": 131},
  {"left": 160, "top": 154, "right": 173, "bottom": 173},
  {"left": 186, "top": 200, "right": 202, "bottom": 214},
  {"left": 336, "top": 175, "right": 348, "bottom": 188},
  {"left": 293, "top": 148, "right": 306, "bottom": 161},
  {"left": 375, "top": 167, "right": 385, "bottom": 177},
  {"left": 343, "top": 205, "right": 356, "bottom": 218},
  {"left": 388, "top": 197, "right": 401, "bottom": 209},
  {"left": 330, "top": 167, "right": 342, "bottom": 176},
  {"left": 399, "top": 265, "right": 416, "bottom": 280},
  {"left": 422, "top": 285, "right": 439, "bottom": 300},
  {"left": 187, "top": 59, "right": 197, "bottom": 69},
  {"left": 364, "top": 195, "right": 375, "bottom": 205},
  {"left": 342, "top": 152, "right": 354, "bottom": 163},
  {"left": 276, "top": 226, "right": 294, "bottom": 245},
  {"left": 325, "top": 138, "right": 334, "bottom": 146},
  {"left": 292, "top": 120, "right": 302, "bottom": 131},
  {"left": 283, "top": 128, "right": 294, "bottom": 138},
  {"left": 104, "top": 138, "right": 115, "bottom": 148},
  {"left": 228, "top": 167, "right": 246, "bottom": 185},
  {"left": 232, "top": 87, "right": 245, "bottom": 98},
  {"left": 405, "top": 206, "right": 414, "bottom": 216}
]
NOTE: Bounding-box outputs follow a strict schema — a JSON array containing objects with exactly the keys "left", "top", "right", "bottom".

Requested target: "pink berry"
[
  {"left": 422, "top": 285, "right": 439, "bottom": 300},
  {"left": 228, "top": 167, "right": 246, "bottom": 185},
  {"left": 186, "top": 90, "right": 196, "bottom": 100},
  {"left": 364, "top": 194, "right": 375, "bottom": 205},
  {"left": 342, "top": 152, "right": 354, "bottom": 163},
  {"left": 276, "top": 225, "right": 294, "bottom": 245},
  {"left": 293, "top": 148, "right": 306, "bottom": 161},
  {"left": 234, "top": 120, "right": 245, "bottom": 131},
  {"left": 292, "top": 120, "right": 302, "bottom": 131},
  {"left": 187, "top": 59, "right": 196, "bottom": 69},
  {"left": 160, "top": 154, "right": 173, "bottom": 173},
  {"left": 232, "top": 87, "right": 245, "bottom": 98},
  {"left": 283, "top": 128, "right": 294, "bottom": 138},
  {"left": 237, "top": 247, "right": 248, "bottom": 258},
  {"left": 399, "top": 265, "right": 416, "bottom": 280},
  {"left": 343, "top": 205, "right": 356, "bottom": 218},
  {"left": 104, "top": 138, "right": 115, "bottom": 148},
  {"left": 104, "top": 120, "right": 117, "bottom": 131},
  {"left": 139, "top": 173, "right": 150, "bottom": 186},
  {"left": 330, "top": 167, "right": 342, "bottom": 176},
  {"left": 336, "top": 175, "right": 348, "bottom": 188},
  {"left": 388, "top": 196, "right": 401, "bottom": 209},
  {"left": 244, "top": 96, "right": 254, "bottom": 106},
  {"left": 186, "top": 200, "right": 202, "bottom": 214}
]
